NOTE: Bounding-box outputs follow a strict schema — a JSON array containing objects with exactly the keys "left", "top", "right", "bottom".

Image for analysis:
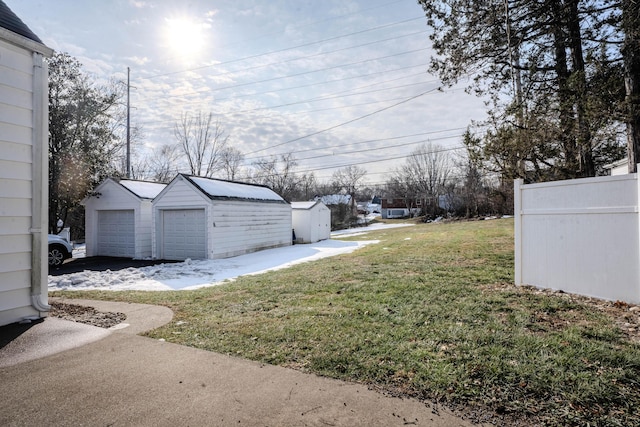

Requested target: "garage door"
[
  {"left": 162, "top": 209, "right": 206, "bottom": 260},
  {"left": 97, "top": 210, "right": 135, "bottom": 257}
]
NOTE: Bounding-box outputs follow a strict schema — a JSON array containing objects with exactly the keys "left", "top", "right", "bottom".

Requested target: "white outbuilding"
[
  {"left": 83, "top": 178, "right": 166, "bottom": 259},
  {"left": 0, "top": 2, "right": 53, "bottom": 326},
  {"left": 291, "top": 201, "right": 331, "bottom": 243},
  {"left": 152, "top": 174, "right": 292, "bottom": 260}
]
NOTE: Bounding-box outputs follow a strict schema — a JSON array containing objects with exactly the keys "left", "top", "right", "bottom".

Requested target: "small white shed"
[
  {"left": 83, "top": 178, "right": 166, "bottom": 259},
  {"left": 152, "top": 174, "right": 292, "bottom": 260},
  {"left": 0, "top": 2, "right": 53, "bottom": 326},
  {"left": 291, "top": 201, "right": 331, "bottom": 243}
]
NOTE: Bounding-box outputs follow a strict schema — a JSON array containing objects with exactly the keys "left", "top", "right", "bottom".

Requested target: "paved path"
[{"left": 0, "top": 299, "right": 480, "bottom": 427}]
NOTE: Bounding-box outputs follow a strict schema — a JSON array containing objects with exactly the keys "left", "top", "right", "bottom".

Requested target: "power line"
[
  {"left": 235, "top": 143, "right": 468, "bottom": 182},
  {"left": 222, "top": 79, "right": 436, "bottom": 116},
  {"left": 245, "top": 87, "right": 440, "bottom": 156},
  {"left": 134, "top": 46, "right": 429, "bottom": 108},
  {"left": 136, "top": 30, "right": 426, "bottom": 104},
  {"left": 292, "top": 134, "right": 465, "bottom": 164},
  {"left": 137, "top": 68, "right": 431, "bottom": 127},
  {"left": 142, "top": 16, "right": 425, "bottom": 81},
  {"left": 245, "top": 127, "right": 470, "bottom": 161}
]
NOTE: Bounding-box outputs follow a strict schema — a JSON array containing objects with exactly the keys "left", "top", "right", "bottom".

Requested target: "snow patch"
[
  {"left": 50, "top": 223, "right": 410, "bottom": 292},
  {"left": 49, "top": 239, "right": 378, "bottom": 291}
]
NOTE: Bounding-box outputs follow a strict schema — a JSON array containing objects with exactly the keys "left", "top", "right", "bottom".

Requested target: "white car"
[{"left": 48, "top": 234, "right": 73, "bottom": 267}]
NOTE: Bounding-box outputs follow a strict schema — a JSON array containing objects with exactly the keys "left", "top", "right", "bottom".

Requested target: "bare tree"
[
  {"left": 251, "top": 153, "right": 299, "bottom": 201},
  {"left": 295, "top": 172, "right": 318, "bottom": 201},
  {"left": 174, "top": 111, "right": 229, "bottom": 177},
  {"left": 147, "top": 144, "right": 180, "bottom": 183},
  {"left": 401, "top": 143, "right": 451, "bottom": 217},
  {"left": 331, "top": 165, "right": 367, "bottom": 211},
  {"left": 386, "top": 169, "right": 419, "bottom": 216},
  {"left": 220, "top": 146, "right": 244, "bottom": 181}
]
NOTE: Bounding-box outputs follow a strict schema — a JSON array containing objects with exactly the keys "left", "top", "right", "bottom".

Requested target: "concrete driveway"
[{"left": 0, "top": 299, "right": 481, "bottom": 427}]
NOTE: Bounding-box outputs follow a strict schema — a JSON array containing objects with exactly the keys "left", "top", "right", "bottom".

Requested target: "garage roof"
[
  {"left": 120, "top": 180, "right": 167, "bottom": 200},
  {"left": 291, "top": 201, "right": 320, "bottom": 210},
  {"left": 184, "top": 175, "right": 286, "bottom": 203}
]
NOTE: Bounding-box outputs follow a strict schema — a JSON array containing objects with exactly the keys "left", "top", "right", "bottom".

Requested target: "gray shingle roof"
[{"left": 0, "top": 0, "right": 43, "bottom": 43}]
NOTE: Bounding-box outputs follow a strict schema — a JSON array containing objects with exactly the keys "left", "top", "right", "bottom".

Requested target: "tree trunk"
[
  {"left": 550, "top": 0, "right": 577, "bottom": 178},
  {"left": 566, "top": 0, "right": 594, "bottom": 177},
  {"left": 622, "top": 0, "right": 640, "bottom": 172}
]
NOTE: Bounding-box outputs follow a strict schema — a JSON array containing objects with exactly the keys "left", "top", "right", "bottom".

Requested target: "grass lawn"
[{"left": 52, "top": 218, "right": 640, "bottom": 426}]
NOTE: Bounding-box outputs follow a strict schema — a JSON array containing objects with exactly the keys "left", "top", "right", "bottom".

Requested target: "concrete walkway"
[{"left": 0, "top": 299, "right": 480, "bottom": 426}]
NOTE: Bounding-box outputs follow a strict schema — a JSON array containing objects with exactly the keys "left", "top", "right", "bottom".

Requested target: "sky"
[
  {"left": 10, "top": 0, "right": 488, "bottom": 186},
  {"left": 48, "top": 222, "right": 413, "bottom": 291}
]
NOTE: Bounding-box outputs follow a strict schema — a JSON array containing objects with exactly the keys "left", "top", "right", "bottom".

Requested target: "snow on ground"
[
  {"left": 330, "top": 221, "right": 413, "bottom": 238},
  {"left": 49, "top": 223, "right": 413, "bottom": 291}
]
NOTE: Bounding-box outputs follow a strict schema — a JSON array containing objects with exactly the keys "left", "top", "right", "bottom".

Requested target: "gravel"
[{"left": 49, "top": 301, "right": 126, "bottom": 328}]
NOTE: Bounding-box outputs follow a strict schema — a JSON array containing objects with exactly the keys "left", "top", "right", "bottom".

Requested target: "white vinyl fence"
[{"left": 514, "top": 174, "right": 640, "bottom": 303}]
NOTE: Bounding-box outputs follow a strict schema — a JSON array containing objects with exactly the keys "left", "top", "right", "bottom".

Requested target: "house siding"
[{"left": 0, "top": 38, "right": 39, "bottom": 325}]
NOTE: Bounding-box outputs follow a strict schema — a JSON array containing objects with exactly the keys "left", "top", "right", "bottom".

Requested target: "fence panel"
[{"left": 515, "top": 175, "right": 640, "bottom": 303}]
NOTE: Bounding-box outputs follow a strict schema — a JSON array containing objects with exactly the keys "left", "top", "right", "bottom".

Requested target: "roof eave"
[
  {"left": 0, "top": 26, "right": 53, "bottom": 57},
  {"left": 208, "top": 195, "right": 288, "bottom": 204}
]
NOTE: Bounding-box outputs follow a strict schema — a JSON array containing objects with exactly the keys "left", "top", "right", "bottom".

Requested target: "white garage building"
[
  {"left": 152, "top": 174, "right": 292, "bottom": 260},
  {"left": 291, "top": 201, "right": 331, "bottom": 243},
  {"left": 83, "top": 178, "right": 166, "bottom": 259}
]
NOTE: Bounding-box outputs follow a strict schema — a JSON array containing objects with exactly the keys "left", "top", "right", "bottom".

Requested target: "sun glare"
[{"left": 164, "top": 17, "right": 205, "bottom": 58}]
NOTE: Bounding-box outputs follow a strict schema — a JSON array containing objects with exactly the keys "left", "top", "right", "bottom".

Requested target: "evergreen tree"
[
  {"left": 48, "top": 52, "right": 124, "bottom": 234},
  {"left": 418, "top": 0, "right": 627, "bottom": 181}
]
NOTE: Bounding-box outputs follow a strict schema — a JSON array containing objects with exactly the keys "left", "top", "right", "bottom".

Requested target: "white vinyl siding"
[
  {"left": 0, "top": 270, "right": 31, "bottom": 292},
  {"left": 0, "top": 38, "right": 40, "bottom": 326},
  {"left": 210, "top": 201, "right": 291, "bottom": 259},
  {"left": 97, "top": 210, "right": 135, "bottom": 257},
  {"left": 161, "top": 209, "right": 206, "bottom": 260},
  {"left": 0, "top": 178, "right": 31, "bottom": 198},
  {"left": 137, "top": 200, "right": 153, "bottom": 258}
]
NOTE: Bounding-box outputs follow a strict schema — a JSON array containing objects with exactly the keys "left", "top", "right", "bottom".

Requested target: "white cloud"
[
  {"left": 130, "top": 0, "right": 153, "bottom": 9},
  {"left": 127, "top": 56, "right": 151, "bottom": 66}
]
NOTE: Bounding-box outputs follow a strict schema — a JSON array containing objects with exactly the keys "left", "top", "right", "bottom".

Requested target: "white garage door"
[
  {"left": 162, "top": 209, "right": 206, "bottom": 260},
  {"left": 97, "top": 210, "right": 135, "bottom": 257}
]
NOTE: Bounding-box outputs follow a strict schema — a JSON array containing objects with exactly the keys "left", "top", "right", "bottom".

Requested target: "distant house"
[
  {"left": 604, "top": 159, "right": 628, "bottom": 176},
  {"left": 381, "top": 198, "right": 418, "bottom": 219},
  {"left": 83, "top": 178, "right": 166, "bottom": 259},
  {"left": 315, "top": 194, "right": 356, "bottom": 229},
  {"left": 291, "top": 201, "right": 331, "bottom": 243},
  {"left": 316, "top": 194, "right": 351, "bottom": 206},
  {"left": 0, "top": 1, "right": 53, "bottom": 326},
  {"left": 152, "top": 174, "right": 292, "bottom": 260}
]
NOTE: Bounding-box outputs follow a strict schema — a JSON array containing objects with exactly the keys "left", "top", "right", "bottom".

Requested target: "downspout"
[{"left": 30, "top": 51, "right": 50, "bottom": 314}]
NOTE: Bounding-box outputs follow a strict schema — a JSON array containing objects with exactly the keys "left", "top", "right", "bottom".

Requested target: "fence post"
[
  {"left": 637, "top": 165, "right": 640, "bottom": 299},
  {"left": 514, "top": 179, "right": 523, "bottom": 286}
]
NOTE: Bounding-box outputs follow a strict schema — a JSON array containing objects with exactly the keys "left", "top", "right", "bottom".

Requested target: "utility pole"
[{"left": 126, "top": 66, "right": 131, "bottom": 178}]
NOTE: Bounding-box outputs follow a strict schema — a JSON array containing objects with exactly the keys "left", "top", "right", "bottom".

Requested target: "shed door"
[
  {"left": 97, "top": 210, "right": 135, "bottom": 257},
  {"left": 162, "top": 209, "right": 206, "bottom": 260}
]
